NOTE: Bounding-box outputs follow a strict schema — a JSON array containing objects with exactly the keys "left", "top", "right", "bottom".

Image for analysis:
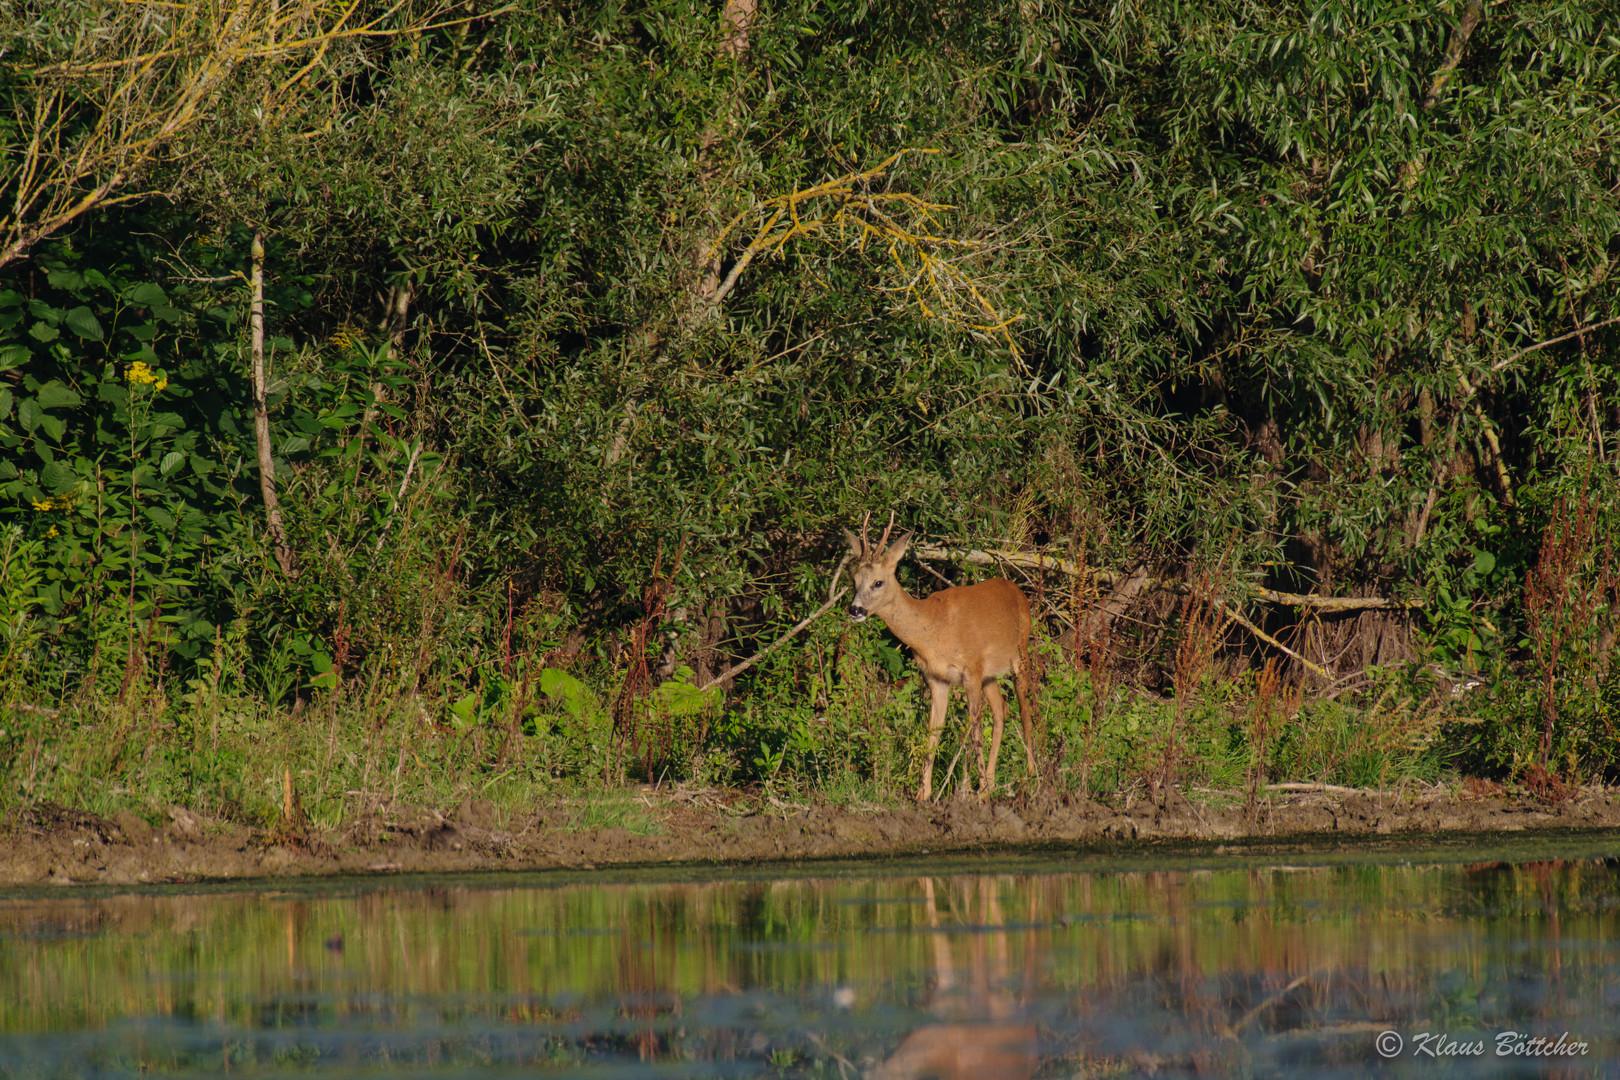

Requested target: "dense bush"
[{"left": 2, "top": 0, "right": 1618, "bottom": 819}]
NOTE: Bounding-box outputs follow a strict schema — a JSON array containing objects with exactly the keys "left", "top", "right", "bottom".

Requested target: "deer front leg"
[
  {"left": 964, "top": 675, "right": 987, "bottom": 796},
  {"left": 917, "top": 677, "right": 951, "bottom": 802},
  {"left": 980, "top": 677, "right": 1008, "bottom": 800}
]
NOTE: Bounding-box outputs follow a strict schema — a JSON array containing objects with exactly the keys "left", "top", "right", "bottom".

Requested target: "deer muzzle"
[{"left": 847, "top": 603, "right": 869, "bottom": 622}]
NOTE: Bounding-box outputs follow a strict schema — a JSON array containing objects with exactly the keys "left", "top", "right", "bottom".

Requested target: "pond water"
[{"left": 3, "top": 834, "right": 1619, "bottom": 1078}]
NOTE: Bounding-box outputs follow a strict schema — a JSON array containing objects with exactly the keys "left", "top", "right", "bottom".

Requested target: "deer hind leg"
[
  {"left": 917, "top": 677, "right": 952, "bottom": 802},
  {"left": 980, "top": 677, "right": 1008, "bottom": 800},
  {"left": 1015, "top": 665, "right": 1037, "bottom": 779}
]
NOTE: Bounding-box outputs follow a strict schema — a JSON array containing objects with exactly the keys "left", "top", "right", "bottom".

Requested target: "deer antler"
[
  {"left": 860, "top": 510, "right": 872, "bottom": 556},
  {"left": 877, "top": 510, "right": 896, "bottom": 551}
]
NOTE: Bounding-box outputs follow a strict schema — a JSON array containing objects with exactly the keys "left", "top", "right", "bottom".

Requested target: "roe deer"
[{"left": 844, "top": 517, "right": 1036, "bottom": 801}]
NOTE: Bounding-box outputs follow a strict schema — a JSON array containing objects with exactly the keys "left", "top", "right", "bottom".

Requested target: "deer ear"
[
  {"left": 884, "top": 531, "right": 913, "bottom": 564},
  {"left": 843, "top": 528, "right": 865, "bottom": 558}
]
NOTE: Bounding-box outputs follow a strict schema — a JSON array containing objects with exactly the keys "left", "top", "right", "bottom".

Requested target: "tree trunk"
[{"left": 251, "top": 231, "right": 297, "bottom": 577}]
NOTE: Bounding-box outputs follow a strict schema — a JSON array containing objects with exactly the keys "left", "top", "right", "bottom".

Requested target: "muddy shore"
[{"left": 5, "top": 785, "right": 1620, "bottom": 889}]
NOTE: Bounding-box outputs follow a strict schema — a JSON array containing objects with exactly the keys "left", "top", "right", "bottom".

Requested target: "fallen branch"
[
  {"left": 1212, "top": 599, "right": 1331, "bottom": 681},
  {"left": 910, "top": 543, "right": 1423, "bottom": 612},
  {"left": 697, "top": 557, "right": 851, "bottom": 692},
  {"left": 1265, "top": 782, "right": 1387, "bottom": 796}
]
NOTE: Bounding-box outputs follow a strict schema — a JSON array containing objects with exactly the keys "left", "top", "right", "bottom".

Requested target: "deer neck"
[{"left": 871, "top": 586, "right": 939, "bottom": 652}]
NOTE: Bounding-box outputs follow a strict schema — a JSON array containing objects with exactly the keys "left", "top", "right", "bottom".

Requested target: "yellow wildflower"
[
  {"left": 32, "top": 495, "right": 71, "bottom": 512},
  {"left": 126, "top": 361, "right": 168, "bottom": 390},
  {"left": 46, "top": 526, "right": 58, "bottom": 538}
]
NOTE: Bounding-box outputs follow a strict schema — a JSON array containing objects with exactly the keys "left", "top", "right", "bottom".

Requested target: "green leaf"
[
  {"left": 182, "top": 616, "right": 217, "bottom": 641},
  {"left": 40, "top": 460, "right": 77, "bottom": 494},
  {"left": 63, "top": 307, "right": 104, "bottom": 340},
  {"left": 82, "top": 268, "right": 111, "bottom": 291},
  {"left": 35, "top": 382, "right": 81, "bottom": 409},
  {"left": 28, "top": 322, "right": 58, "bottom": 343},
  {"left": 160, "top": 451, "right": 186, "bottom": 476},
  {"left": 449, "top": 692, "right": 480, "bottom": 730},
  {"left": 648, "top": 666, "right": 721, "bottom": 717},
  {"left": 46, "top": 269, "right": 83, "bottom": 290},
  {"left": 16, "top": 397, "right": 41, "bottom": 433},
  {"left": 0, "top": 344, "right": 28, "bottom": 372},
  {"left": 540, "top": 667, "right": 600, "bottom": 721},
  {"left": 125, "top": 282, "right": 167, "bottom": 306}
]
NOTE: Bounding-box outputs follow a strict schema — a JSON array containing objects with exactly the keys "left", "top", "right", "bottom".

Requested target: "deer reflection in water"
[{"left": 867, "top": 877, "right": 1040, "bottom": 1080}]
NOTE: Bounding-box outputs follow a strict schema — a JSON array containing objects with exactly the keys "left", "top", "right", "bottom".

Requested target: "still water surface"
[{"left": 3, "top": 835, "right": 1620, "bottom": 1078}]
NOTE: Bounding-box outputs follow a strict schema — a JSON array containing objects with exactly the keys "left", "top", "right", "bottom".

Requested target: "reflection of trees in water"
[{"left": 1, "top": 859, "right": 1616, "bottom": 1072}]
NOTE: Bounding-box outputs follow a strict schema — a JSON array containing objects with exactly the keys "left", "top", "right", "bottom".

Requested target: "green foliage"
[
  {"left": 0, "top": 249, "right": 258, "bottom": 685},
  {"left": 0, "top": 525, "right": 44, "bottom": 700},
  {"left": 2, "top": 0, "right": 1619, "bottom": 814}
]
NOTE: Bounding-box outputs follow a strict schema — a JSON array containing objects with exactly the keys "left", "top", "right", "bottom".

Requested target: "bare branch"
[
  {"left": 1212, "top": 599, "right": 1332, "bottom": 681},
  {"left": 697, "top": 588, "right": 849, "bottom": 693},
  {"left": 1488, "top": 314, "right": 1620, "bottom": 375},
  {"left": 0, "top": 0, "right": 474, "bottom": 271},
  {"left": 250, "top": 231, "right": 297, "bottom": 578},
  {"left": 909, "top": 542, "right": 1425, "bottom": 613}
]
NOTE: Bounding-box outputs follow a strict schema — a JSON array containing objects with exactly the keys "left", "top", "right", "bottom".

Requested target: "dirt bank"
[{"left": 5, "top": 784, "right": 1620, "bottom": 888}]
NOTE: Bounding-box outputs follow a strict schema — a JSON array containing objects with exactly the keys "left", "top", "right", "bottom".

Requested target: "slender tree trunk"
[
  {"left": 605, "top": 0, "right": 757, "bottom": 468},
  {"left": 251, "top": 231, "right": 297, "bottom": 577}
]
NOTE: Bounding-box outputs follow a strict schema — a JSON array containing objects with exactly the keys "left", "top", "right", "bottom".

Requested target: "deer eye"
[{"left": 872, "top": 580, "right": 885, "bottom": 588}]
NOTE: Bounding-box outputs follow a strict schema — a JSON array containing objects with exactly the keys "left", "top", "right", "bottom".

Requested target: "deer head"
[{"left": 843, "top": 512, "right": 912, "bottom": 623}]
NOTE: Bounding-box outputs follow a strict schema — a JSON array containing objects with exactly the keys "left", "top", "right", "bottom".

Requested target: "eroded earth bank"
[{"left": 5, "top": 785, "right": 1620, "bottom": 888}]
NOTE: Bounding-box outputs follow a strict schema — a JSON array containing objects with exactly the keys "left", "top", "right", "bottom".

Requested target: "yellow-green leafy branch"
[{"left": 709, "top": 149, "right": 1023, "bottom": 360}]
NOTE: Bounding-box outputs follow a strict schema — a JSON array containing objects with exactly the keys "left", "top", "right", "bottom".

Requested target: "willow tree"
[
  {"left": 1, "top": 0, "right": 482, "bottom": 579},
  {"left": 0, "top": 0, "right": 479, "bottom": 269}
]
